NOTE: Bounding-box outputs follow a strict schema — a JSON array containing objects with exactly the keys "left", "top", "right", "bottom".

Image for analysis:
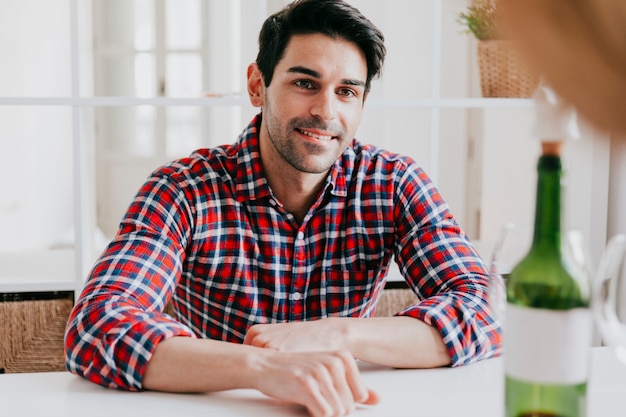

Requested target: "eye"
[
  {"left": 294, "top": 79, "right": 316, "bottom": 90},
  {"left": 337, "top": 87, "right": 358, "bottom": 98}
]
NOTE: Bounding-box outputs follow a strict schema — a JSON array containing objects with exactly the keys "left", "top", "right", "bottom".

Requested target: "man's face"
[{"left": 251, "top": 33, "right": 368, "bottom": 175}]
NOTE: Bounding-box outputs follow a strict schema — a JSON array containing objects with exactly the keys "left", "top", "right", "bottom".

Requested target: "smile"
[{"left": 297, "top": 128, "right": 335, "bottom": 141}]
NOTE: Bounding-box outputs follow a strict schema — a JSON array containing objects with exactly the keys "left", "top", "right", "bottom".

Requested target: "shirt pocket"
[{"left": 323, "top": 268, "right": 380, "bottom": 317}]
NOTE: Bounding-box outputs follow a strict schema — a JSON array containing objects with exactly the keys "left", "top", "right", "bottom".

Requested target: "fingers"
[
  {"left": 242, "top": 324, "right": 262, "bottom": 346},
  {"left": 243, "top": 324, "right": 275, "bottom": 350},
  {"left": 301, "top": 351, "right": 378, "bottom": 417},
  {"left": 306, "top": 352, "right": 379, "bottom": 416},
  {"left": 339, "top": 350, "right": 370, "bottom": 404},
  {"left": 321, "top": 354, "right": 356, "bottom": 415},
  {"left": 362, "top": 389, "right": 381, "bottom": 406},
  {"left": 303, "top": 368, "right": 344, "bottom": 417},
  {"left": 254, "top": 349, "right": 378, "bottom": 417}
]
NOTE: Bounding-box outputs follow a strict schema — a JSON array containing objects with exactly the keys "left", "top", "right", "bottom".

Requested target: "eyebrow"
[{"left": 287, "top": 66, "right": 366, "bottom": 88}]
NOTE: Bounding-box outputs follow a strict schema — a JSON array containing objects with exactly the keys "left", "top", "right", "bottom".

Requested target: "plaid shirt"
[{"left": 65, "top": 114, "right": 502, "bottom": 390}]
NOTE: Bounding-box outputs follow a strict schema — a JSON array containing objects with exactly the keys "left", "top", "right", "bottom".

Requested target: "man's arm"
[
  {"left": 390, "top": 161, "right": 501, "bottom": 366},
  {"left": 244, "top": 316, "right": 451, "bottom": 368},
  {"left": 143, "top": 336, "right": 379, "bottom": 417},
  {"left": 65, "top": 170, "right": 379, "bottom": 417}
]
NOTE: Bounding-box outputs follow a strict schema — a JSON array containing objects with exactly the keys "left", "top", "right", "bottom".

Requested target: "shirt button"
[
  {"left": 291, "top": 292, "right": 302, "bottom": 301},
  {"left": 296, "top": 232, "right": 305, "bottom": 240},
  {"left": 269, "top": 199, "right": 276, "bottom": 206}
]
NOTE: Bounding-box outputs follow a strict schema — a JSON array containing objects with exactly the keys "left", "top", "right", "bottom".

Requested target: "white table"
[{"left": 2, "top": 347, "right": 625, "bottom": 416}]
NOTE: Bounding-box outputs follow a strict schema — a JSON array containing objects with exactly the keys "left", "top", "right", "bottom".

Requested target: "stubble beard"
[{"left": 264, "top": 111, "right": 347, "bottom": 175}]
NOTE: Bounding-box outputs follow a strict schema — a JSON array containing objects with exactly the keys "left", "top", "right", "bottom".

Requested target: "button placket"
[{"left": 290, "top": 229, "right": 307, "bottom": 320}]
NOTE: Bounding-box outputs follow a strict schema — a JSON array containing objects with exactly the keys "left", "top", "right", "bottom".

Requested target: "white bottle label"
[{"left": 504, "top": 303, "right": 592, "bottom": 384}]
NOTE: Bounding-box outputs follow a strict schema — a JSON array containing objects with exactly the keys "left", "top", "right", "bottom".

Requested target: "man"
[{"left": 65, "top": 1, "right": 501, "bottom": 416}]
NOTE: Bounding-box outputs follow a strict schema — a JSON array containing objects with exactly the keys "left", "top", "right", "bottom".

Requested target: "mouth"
[{"left": 296, "top": 128, "right": 336, "bottom": 142}]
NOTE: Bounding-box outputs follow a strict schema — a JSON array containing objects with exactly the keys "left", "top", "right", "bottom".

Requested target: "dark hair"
[{"left": 256, "top": 0, "right": 386, "bottom": 93}]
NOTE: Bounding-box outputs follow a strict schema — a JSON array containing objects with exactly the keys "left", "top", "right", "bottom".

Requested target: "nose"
[{"left": 310, "top": 88, "right": 337, "bottom": 121}]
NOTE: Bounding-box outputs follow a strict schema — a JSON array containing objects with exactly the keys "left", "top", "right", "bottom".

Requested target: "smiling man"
[
  {"left": 65, "top": 1, "right": 501, "bottom": 417},
  {"left": 250, "top": 33, "right": 368, "bottom": 223}
]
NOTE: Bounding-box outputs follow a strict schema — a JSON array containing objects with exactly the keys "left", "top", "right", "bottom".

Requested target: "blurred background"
[{"left": 0, "top": 1, "right": 622, "bottom": 306}]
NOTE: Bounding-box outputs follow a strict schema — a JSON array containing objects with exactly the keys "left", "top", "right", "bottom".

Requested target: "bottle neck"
[{"left": 531, "top": 154, "right": 563, "bottom": 252}]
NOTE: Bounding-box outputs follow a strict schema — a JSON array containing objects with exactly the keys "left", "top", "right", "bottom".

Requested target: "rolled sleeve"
[
  {"left": 65, "top": 294, "right": 196, "bottom": 390},
  {"left": 65, "top": 173, "right": 196, "bottom": 390},
  {"left": 393, "top": 163, "right": 502, "bottom": 366},
  {"left": 397, "top": 282, "right": 502, "bottom": 366}
]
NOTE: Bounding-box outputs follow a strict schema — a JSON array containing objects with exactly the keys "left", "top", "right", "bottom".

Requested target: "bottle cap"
[
  {"left": 531, "top": 80, "right": 581, "bottom": 142},
  {"left": 541, "top": 141, "right": 563, "bottom": 156}
]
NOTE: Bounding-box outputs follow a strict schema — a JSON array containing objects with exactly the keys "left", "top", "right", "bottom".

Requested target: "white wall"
[{"left": 0, "top": 1, "right": 74, "bottom": 251}]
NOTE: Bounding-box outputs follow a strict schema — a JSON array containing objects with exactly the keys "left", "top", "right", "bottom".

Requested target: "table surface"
[{"left": 2, "top": 346, "right": 625, "bottom": 417}]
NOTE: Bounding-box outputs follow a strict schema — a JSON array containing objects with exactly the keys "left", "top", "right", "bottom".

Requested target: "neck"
[
  {"left": 269, "top": 174, "right": 326, "bottom": 224},
  {"left": 259, "top": 135, "right": 328, "bottom": 225}
]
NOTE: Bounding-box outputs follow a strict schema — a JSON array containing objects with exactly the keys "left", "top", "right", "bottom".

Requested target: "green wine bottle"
[{"left": 505, "top": 144, "right": 592, "bottom": 417}]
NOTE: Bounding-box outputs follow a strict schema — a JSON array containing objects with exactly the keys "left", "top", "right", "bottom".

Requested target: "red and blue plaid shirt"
[{"left": 65, "top": 114, "right": 502, "bottom": 390}]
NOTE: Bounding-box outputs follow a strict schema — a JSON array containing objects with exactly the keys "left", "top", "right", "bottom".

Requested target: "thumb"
[{"left": 360, "top": 388, "right": 380, "bottom": 406}]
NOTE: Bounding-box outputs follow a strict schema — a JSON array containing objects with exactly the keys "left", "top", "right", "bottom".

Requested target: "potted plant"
[
  {"left": 458, "top": 0, "right": 539, "bottom": 98},
  {"left": 458, "top": 0, "right": 498, "bottom": 41}
]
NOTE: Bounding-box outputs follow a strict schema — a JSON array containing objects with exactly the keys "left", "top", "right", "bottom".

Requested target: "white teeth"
[{"left": 300, "top": 130, "right": 333, "bottom": 141}]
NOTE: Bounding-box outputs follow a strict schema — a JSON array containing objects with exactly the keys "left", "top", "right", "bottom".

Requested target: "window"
[{"left": 93, "top": 0, "right": 264, "bottom": 235}]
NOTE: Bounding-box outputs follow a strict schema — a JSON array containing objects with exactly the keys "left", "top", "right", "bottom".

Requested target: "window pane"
[
  {"left": 166, "top": 0, "right": 201, "bottom": 50},
  {"left": 136, "top": 106, "right": 158, "bottom": 155},
  {"left": 97, "top": 0, "right": 136, "bottom": 49},
  {"left": 95, "top": 0, "right": 156, "bottom": 97},
  {"left": 441, "top": 0, "right": 476, "bottom": 98},
  {"left": 99, "top": 106, "right": 156, "bottom": 157},
  {"left": 0, "top": 106, "right": 74, "bottom": 251},
  {"left": 166, "top": 53, "right": 202, "bottom": 97},
  {"left": 97, "top": 0, "right": 154, "bottom": 50},
  {"left": 352, "top": 0, "right": 433, "bottom": 99},
  {"left": 357, "top": 106, "right": 432, "bottom": 171},
  {"left": 135, "top": 53, "right": 157, "bottom": 97},
  {"left": 166, "top": 107, "right": 201, "bottom": 157},
  {"left": 134, "top": 0, "right": 155, "bottom": 51},
  {"left": 0, "top": 0, "right": 71, "bottom": 96},
  {"left": 100, "top": 53, "right": 156, "bottom": 96},
  {"left": 439, "top": 108, "right": 471, "bottom": 231}
]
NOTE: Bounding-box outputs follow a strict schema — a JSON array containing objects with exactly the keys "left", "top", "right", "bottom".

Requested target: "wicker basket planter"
[
  {"left": 0, "top": 293, "right": 73, "bottom": 373},
  {"left": 477, "top": 40, "right": 540, "bottom": 98}
]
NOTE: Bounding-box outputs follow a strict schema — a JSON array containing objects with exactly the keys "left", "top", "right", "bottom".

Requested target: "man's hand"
[
  {"left": 253, "top": 349, "right": 379, "bottom": 417},
  {"left": 244, "top": 316, "right": 452, "bottom": 369},
  {"left": 144, "top": 337, "right": 378, "bottom": 417},
  {"left": 244, "top": 318, "right": 346, "bottom": 352},
  {"left": 244, "top": 320, "right": 380, "bottom": 416}
]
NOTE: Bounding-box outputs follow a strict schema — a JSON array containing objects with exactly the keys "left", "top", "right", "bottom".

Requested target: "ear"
[{"left": 247, "top": 63, "right": 265, "bottom": 108}]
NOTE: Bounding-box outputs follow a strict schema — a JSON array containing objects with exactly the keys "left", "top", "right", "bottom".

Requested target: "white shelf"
[
  {"left": 0, "top": 96, "right": 533, "bottom": 108},
  {"left": 0, "top": 96, "right": 250, "bottom": 107},
  {"left": 0, "top": 249, "right": 79, "bottom": 293}
]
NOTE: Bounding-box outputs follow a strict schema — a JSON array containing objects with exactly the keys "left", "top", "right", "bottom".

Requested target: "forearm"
[
  {"left": 244, "top": 292, "right": 500, "bottom": 367},
  {"left": 244, "top": 316, "right": 451, "bottom": 369},
  {"left": 340, "top": 316, "right": 451, "bottom": 368},
  {"left": 144, "top": 336, "right": 378, "bottom": 417},
  {"left": 143, "top": 336, "right": 261, "bottom": 392}
]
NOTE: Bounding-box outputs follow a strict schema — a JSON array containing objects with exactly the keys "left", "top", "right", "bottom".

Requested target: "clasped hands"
[{"left": 243, "top": 318, "right": 379, "bottom": 417}]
